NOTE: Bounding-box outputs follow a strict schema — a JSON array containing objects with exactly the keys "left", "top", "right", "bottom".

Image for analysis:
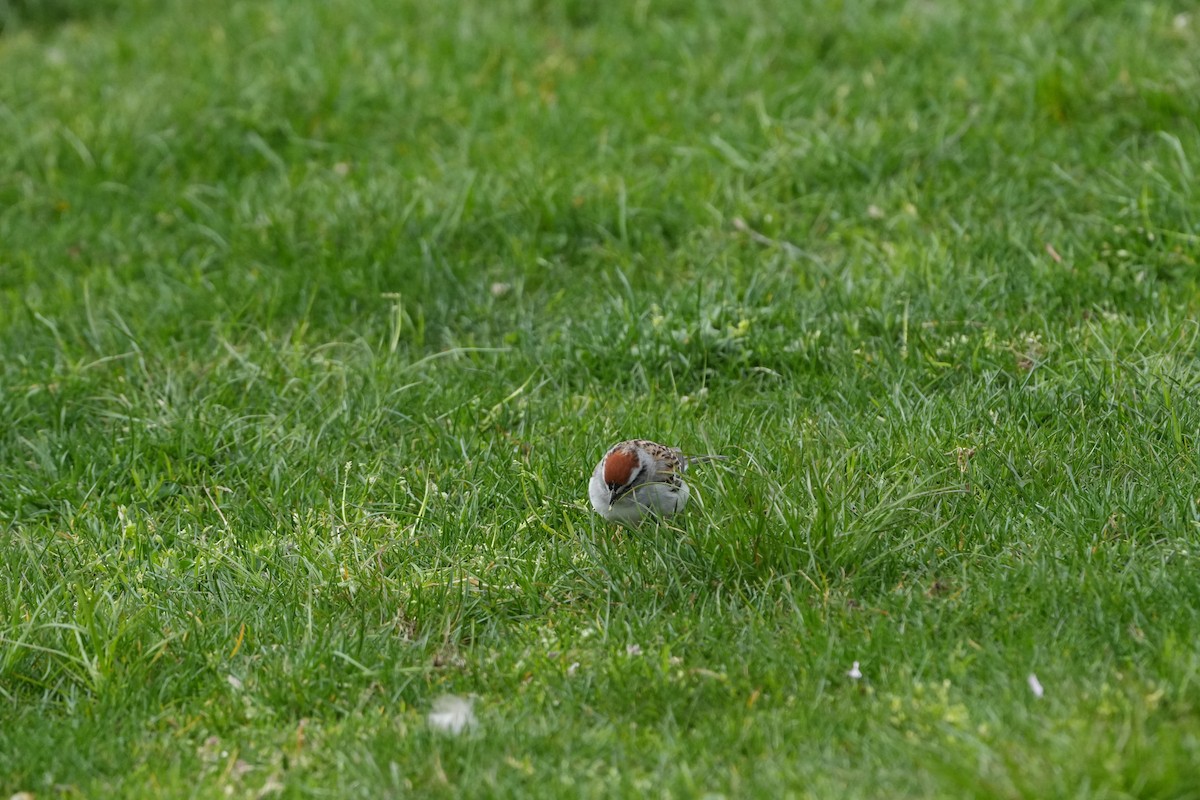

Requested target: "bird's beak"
[
  {"left": 608, "top": 485, "right": 624, "bottom": 511},
  {"left": 609, "top": 484, "right": 631, "bottom": 510}
]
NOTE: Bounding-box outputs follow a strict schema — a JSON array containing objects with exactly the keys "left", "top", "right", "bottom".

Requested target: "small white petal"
[
  {"left": 626, "top": 644, "right": 642, "bottom": 657},
  {"left": 427, "top": 695, "right": 477, "bottom": 735},
  {"left": 1027, "top": 673, "right": 1044, "bottom": 698},
  {"left": 846, "top": 661, "right": 862, "bottom": 680},
  {"left": 227, "top": 674, "right": 243, "bottom": 691},
  {"left": 567, "top": 662, "right": 580, "bottom": 676}
]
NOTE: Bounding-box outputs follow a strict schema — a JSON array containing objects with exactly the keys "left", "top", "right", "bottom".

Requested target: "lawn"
[{"left": 2, "top": 0, "right": 1199, "bottom": 796}]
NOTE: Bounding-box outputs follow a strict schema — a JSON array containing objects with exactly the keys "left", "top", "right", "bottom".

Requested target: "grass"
[{"left": 1, "top": 0, "right": 1199, "bottom": 796}]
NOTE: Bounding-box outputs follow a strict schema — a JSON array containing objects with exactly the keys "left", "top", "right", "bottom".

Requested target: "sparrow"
[{"left": 588, "top": 439, "right": 725, "bottom": 525}]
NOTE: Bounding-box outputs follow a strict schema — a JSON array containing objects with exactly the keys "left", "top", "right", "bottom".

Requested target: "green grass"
[{"left": 2, "top": 0, "right": 1199, "bottom": 796}]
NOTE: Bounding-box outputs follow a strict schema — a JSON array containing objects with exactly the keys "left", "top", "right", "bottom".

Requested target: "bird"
[{"left": 588, "top": 439, "right": 726, "bottom": 525}]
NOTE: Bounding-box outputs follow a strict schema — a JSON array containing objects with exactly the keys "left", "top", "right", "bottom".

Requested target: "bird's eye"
[{"left": 607, "top": 481, "right": 621, "bottom": 491}]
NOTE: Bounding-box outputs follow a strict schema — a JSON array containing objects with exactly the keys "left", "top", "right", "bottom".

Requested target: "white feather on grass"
[{"left": 427, "top": 694, "right": 477, "bottom": 735}]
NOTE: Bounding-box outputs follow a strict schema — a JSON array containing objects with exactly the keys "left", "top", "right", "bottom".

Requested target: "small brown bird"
[{"left": 588, "top": 439, "right": 725, "bottom": 525}]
